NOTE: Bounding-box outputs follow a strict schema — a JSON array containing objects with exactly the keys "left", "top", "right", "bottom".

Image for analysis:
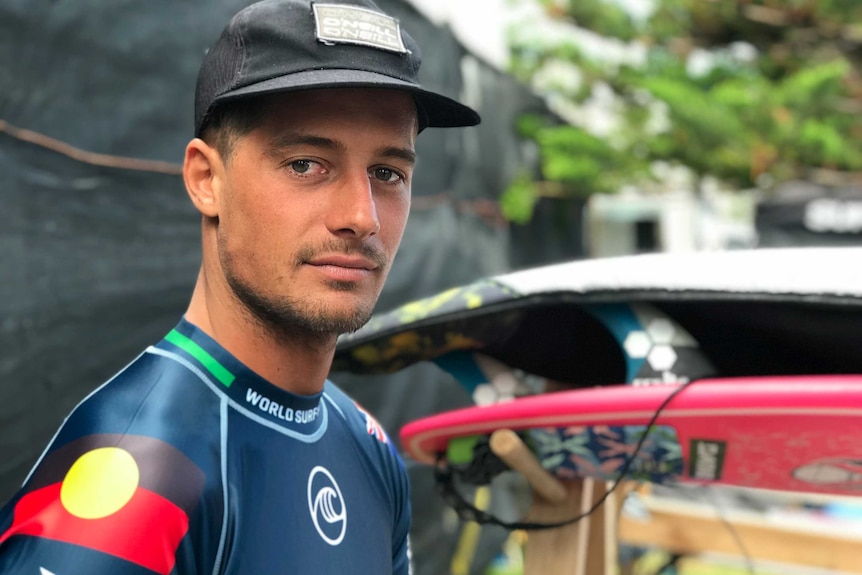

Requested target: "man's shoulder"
[
  {"left": 322, "top": 381, "right": 378, "bottom": 433},
  {"left": 50, "top": 346, "right": 223, "bottom": 469},
  {"left": 81, "top": 345, "right": 217, "bottom": 417},
  {"left": 0, "top": 349, "right": 220, "bottom": 575},
  {"left": 322, "top": 381, "right": 401, "bottom": 461}
]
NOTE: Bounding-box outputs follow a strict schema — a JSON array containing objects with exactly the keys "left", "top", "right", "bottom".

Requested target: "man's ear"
[{"left": 183, "top": 138, "right": 223, "bottom": 218}]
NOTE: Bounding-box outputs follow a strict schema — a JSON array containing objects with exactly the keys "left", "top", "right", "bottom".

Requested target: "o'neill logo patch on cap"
[{"left": 313, "top": 3, "right": 407, "bottom": 53}]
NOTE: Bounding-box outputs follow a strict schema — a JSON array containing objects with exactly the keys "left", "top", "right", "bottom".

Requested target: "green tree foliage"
[{"left": 505, "top": 0, "right": 862, "bottom": 221}]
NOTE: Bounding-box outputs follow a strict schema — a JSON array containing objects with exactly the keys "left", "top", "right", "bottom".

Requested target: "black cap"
[{"left": 194, "top": 0, "right": 481, "bottom": 136}]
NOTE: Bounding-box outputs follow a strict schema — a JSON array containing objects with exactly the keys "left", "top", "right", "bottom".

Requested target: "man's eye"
[
  {"left": 290, "top": 160, "right": 313, "bottom": 174},
  {"left": 373, "top": 168, "right": 402, "bottom": 182}
]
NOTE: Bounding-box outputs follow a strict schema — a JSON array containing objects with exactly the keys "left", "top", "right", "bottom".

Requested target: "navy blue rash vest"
[{"left": 0, "top": 318, "right": 411, "bottom": 575}]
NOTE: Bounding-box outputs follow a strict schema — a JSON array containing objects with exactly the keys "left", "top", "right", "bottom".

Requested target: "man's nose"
[{"left": 326, "top": 171, "right": 380, "bottom": 239}]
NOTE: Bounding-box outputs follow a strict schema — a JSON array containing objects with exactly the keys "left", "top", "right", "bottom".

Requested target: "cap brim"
[{"left": 211, "top": 68, "right": 480, "bottom": 130}]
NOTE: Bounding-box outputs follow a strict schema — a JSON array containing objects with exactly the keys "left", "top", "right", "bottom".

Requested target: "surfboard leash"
[{"left": 433, "top": 379, "right": 698, "bottom": 531}]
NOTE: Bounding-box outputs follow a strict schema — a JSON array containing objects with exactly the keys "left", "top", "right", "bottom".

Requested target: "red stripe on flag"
[{"left": 0, "top": 483, "right": 189, "bottom": 575}]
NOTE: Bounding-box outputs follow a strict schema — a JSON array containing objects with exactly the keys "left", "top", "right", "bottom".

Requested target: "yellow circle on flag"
[{"left": 60, "top": 447, "right": 140, "bottom": 519}]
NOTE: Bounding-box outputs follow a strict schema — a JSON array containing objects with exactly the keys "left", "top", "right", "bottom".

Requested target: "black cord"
[
  {"left": 703, "top": 486, "right": 756, "bottom": 574},
  {"left": 435, "top": 379, "right": 698, "bottom": 530},
  {"left": 654, "top": 552, "right": 683, "bottom": 575}
]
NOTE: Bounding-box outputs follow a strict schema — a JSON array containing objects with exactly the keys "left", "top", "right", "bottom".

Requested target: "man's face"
[{"left": 214, "top": 88, "right": 417, "bottom": 337}]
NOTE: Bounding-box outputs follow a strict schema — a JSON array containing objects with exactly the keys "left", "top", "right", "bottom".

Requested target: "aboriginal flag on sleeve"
[{"left": 0, "top": 434, "right": 205, "bottom": 575}]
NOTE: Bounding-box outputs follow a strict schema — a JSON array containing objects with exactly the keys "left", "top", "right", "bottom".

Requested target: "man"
[{"left": 0, "top": 0, "right": 479, "bottom": 573}]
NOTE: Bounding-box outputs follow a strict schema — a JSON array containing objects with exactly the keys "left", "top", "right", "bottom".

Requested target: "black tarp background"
[{"left": 1, "top": 1, "right": 557, "bottom": 573}]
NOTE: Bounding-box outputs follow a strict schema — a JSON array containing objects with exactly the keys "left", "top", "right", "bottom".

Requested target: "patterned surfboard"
[{"left": 401, "top": 375, "right": 862, "bottom": 496}]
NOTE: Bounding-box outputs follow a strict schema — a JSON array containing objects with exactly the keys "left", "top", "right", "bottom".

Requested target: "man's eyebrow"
[
  {"left": 265, "top": 133, "right": 416, "bottom": 165},
  {"left": 378, "top": 146, "right": 416, "bottom": 166},
  {"left": 265, "top": 133, "right": 343, "bottom": 156}
]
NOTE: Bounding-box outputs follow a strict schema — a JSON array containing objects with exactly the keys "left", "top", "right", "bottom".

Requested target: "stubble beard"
[{"left": 220, "top": 241, "right": 387, "bottom": 346}]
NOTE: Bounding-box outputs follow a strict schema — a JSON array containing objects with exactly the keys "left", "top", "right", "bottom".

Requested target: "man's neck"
[{"left": 184, "top": 273, "right": 336, "bottom": 396}]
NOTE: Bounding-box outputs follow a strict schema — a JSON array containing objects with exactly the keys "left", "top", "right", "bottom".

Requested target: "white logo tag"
[
  {"left": 313, "top": 4, "right": 407, "bottom": 53},
  {"left": 307, "top": 466, "right": 347, "bottom": 545}
]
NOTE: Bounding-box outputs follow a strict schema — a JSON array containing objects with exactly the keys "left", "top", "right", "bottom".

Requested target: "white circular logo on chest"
[{"left": 307, "top": 466, "right": 347, "bottom": 545}]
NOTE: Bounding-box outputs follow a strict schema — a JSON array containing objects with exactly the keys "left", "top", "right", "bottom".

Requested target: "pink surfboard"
[{"left": 401, "top": 375, "right": 862, "bottom": 496}]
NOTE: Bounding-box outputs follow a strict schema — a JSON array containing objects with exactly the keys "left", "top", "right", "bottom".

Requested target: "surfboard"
[
  {"left": 334, "top": 248, "right": 862, "bottom": 391},
  {"left": 333, "top": 249, "right": 862, "bottom": 499},
  {"left": 401, "top": 375, "right": 862, "bottom": 496}
]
